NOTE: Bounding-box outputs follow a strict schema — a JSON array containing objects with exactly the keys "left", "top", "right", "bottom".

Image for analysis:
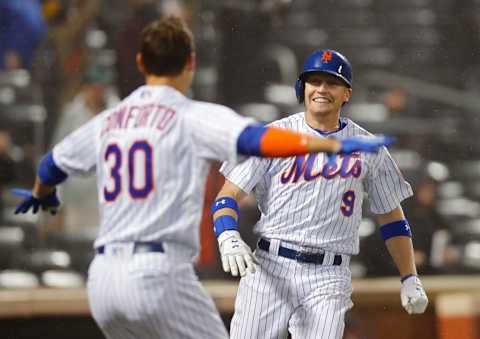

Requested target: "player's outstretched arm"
[
  {"left": 12, "top": 151, "right": 67, "bottom": 215},
  {"left": 325, "top": 134, "right": 394, "bottom": 164},
  {"left": 211, "top": 180, "right": 257, "bottom": 277},
  {"left": 377, "top": 206, "right": 429, "bottom": 315},
  {"left": 237, "top": 125, "right": 393, "bottom": 158}
]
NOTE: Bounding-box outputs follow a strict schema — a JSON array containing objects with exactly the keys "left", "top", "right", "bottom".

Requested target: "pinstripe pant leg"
[
  {"left": 127, "top": 259, "right": 228, "bottom": 339},
  {"left": 290, "top": 296, "right": 352, "bottom": 339},
  {"left": 89, "top": 253, "right": 228, "bottom": 339},
  {"left": 162, "top": 265, "right": 229, "bottom": 339},
  {"left": 289, "top": 266, "right": 353, "bottom": 339},
  {"left": 87, "top": 256, "right": 136, "bottom": 339},
  {"left": 230, "top": 253, "right": 292, "bottom": 339}
]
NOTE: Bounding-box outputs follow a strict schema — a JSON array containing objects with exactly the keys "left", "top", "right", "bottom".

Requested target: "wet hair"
[{"left": 139, "top": 16, "right": 194, "bottom": 76}]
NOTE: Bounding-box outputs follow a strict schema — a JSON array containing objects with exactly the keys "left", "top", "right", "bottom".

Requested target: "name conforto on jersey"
[{"left": 101, "top": 104, "right": 176, "bottom": 136}]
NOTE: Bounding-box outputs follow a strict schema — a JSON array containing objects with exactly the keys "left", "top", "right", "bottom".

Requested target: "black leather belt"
[
  {"left": 96, "top": 242, "right": 164, "bottom": 255},
  {"left": 258, "top": 238, "right": 342, "bottom": 265}
]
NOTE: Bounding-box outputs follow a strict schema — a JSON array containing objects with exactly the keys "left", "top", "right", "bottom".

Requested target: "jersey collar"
[{"left": 307, "top": 117, "right": 348, "bottom": 136}]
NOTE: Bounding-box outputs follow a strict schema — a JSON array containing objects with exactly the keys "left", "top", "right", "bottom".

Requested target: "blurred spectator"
[
  {"left": 382, "top": 87, "right": 432, "bottom": 153},
  {"left": 0, "top": 131, "right": 16, "bottom": 222},
  {"left": 384, "top": 88, "right": 408, "bottom": 116},
  {"left": 0, "top": 0, "right": 46, "bottom": 70},
  {"left": 35, "top": 0, "right": 101, "bottom": 145},
  {"left": 52, "top": 61, "right": 117, "bottom": 141},
  {"left": 45, "top": 0, "right": 100, "bottom": 102},
  {"left": 50, "top": 61, "right": 118, "bottom": 236},
  {"left": 404, "top": 171, "right": 458, "bottom": 274},
  {"left": 361, "top": 165, "right": 456, "bottom": 276}
]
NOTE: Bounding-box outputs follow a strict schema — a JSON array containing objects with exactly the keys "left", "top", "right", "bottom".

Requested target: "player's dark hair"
[{"left": 139, "top": 16, "right": 195, "bottom": 76}]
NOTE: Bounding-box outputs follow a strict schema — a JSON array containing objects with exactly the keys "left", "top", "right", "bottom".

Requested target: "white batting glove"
[
  {"left": 400, "top": 275, "right": 429, "bottom": 314},
  {"left": 218, "top": 230, "right": 258, "bottom": 277}
]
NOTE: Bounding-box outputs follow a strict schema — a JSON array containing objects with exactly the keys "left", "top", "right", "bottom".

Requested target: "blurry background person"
[
  {"left": 0, "top": 132, "right": 16, "bottom": 222},
  {"left": 50, "top": 60, "right": 118, "bottom": 237},
  {"left": 403, "top": 169, "right": 454, "bottom": 274},
  {"left": 0, "top": 0, "right": 46, "bottom": 70},
  {"left": 361, "top": 164, "right": 457, "bottom": 276},
  {"left": 35, "top": 0, "right": 101, "bottom": 147}
]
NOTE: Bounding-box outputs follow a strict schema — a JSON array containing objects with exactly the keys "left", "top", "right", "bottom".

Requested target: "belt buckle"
[{"left": 106, "top": 243, "right": 134, "bottom": 257}]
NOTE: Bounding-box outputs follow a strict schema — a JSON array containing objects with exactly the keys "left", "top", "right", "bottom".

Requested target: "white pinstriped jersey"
[
  {"left": 221, "top": 113, "right": 412, "bottom": 255},
  {"left": 53, "top": 85, "right": 253, "bottom": 255}
]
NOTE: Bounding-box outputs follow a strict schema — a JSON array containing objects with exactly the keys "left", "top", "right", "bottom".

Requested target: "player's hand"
[
  {"left": 11, "top": 188, "right": 60, "bottom": 215},
  {"left": 218, "top": 230, "right": 258, "bottom": 277},
  {"left": 340, "top": 134, "right": 394, "bottom": 154},
  {"left": 400, "top": 275, "right": 428, "bottom": 314},
  {"left": 328, "top": 135, "right": 394, "bottom": 165}
]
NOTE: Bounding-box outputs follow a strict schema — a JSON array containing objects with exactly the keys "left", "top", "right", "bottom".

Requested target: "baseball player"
[
  {"left": 11, "top": 18, "right": 390, "bottom": 339},
  {"left": 212, "top": 49, "right": 429, "bottom": 339}
]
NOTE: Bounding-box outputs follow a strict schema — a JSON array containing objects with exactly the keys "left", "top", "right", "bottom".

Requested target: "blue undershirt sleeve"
[{"left": 236, "top": 124, "right": 268, "bottom": 156}]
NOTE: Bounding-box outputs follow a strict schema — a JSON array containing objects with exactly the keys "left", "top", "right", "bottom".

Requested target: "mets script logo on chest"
[{"left": 280, "top": 153, "right": 362, "bottom": 184}]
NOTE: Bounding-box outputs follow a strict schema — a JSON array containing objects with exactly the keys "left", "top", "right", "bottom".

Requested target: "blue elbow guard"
[
  {"left": 380, "top": 220, "right": 412, "bottom": 241},
  {"left": 38, "top": 151, "right": 68, "bottom": 185},
  {"left": 213, "top": 215, "right": 238, "bottom": 237}
]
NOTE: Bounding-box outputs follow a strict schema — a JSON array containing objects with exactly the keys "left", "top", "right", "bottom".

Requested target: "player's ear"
[
  {"left": 136, "top": 53, "right": 145, "bottom": 75},
  {"left": 186, "top": 52, "right": 196, "bottom": 72},
  {"left": 344, "top": 87, "right": 352, "bottom": 103}
]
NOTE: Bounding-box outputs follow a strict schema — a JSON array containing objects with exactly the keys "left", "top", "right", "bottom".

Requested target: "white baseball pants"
[
  {"left": 230, "top": 244, "right": 353, "bottom": 339},
  {"left": 87, "top": 243, "right": 228, "bottom": 339}
]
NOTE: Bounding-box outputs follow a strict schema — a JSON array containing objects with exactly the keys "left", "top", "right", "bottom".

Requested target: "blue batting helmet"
[{"left": 295, "top": 49, "right": 352, "bottom": 103}]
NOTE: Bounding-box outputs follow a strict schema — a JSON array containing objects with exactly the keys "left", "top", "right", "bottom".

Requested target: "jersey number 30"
[{"left": 104, "top": 140, "right": 153, "bottom": 202}]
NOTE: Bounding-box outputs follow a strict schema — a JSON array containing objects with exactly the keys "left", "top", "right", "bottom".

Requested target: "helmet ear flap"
[{"left": 295, "top": 78, "right": 304, "bottom": 103}]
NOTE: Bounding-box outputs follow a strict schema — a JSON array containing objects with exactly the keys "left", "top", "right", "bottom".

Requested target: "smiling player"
[{"left": 213, "top": 49, "right": 428, "bottom": 339}]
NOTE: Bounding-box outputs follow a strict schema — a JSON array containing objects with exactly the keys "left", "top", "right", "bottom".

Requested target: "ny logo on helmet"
[{"left": 321, "top": 51, "right": 332, "bottom": 63}]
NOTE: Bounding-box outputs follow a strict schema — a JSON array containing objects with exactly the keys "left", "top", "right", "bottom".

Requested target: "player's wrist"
[
  {"left": 400, "top": 273, "right": 417, "bottom": 283},
  {"left": 37, "top": 151, "right": 68, "bottom": 186},
  {"left": 32, "top": 186, "right": 56, "bottom": 200},
  {"left": 328, "top": 137, "right": 342, "bottom": 153},
  {"left": 218, "top": 230, "right": 241, "bottom": 245}
]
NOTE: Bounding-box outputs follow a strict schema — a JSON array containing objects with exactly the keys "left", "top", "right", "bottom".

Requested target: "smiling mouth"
[{"left": 312, "top": 97, "right": 331, "bottom": 103}]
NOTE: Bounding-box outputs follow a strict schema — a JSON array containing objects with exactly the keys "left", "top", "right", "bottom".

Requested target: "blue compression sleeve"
[
  {"left": 380, "top": 220, "right": 412, "bottom": 241},
  {"left": 38, "top": 151, "right": 68, "bottom": 185},
  {"left": 212, "top": 197, "right": 240, "bottom": 237},
  {"left": 236, "top": 124, "right": 267, "bottom": 156},
  {"left": 213, "top": 215, "right": 238, "bottom": 237},
  {"left": 211, "top": 197, "right": 240, "bottom": 215}
]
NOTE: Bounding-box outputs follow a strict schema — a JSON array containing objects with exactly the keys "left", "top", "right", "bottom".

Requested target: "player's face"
[{"left": 303, "top": 73, "right": 352, "bottom": 116}]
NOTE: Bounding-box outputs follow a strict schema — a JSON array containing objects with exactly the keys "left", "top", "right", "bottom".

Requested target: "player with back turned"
[
  {"left": 212, "top": 49, "right": 429, "bottom": 339},
  {"left": 12, "top": 18, "right": 391, "bottom": 339}
]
